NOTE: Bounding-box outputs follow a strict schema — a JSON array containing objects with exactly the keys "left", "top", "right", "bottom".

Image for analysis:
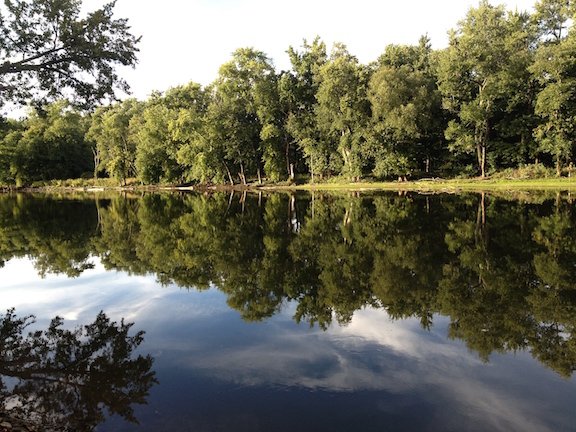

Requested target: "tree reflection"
[
  {"left": 2, "top": 191, "right": 576, "bottom": 376},
  {"left": 0, "top": 309, "right": 157, "bottom": 431}
]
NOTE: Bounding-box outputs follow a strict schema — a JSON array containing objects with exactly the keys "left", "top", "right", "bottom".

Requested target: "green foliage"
[
  {"left": 0, "top": 0, "right": 140, "bottom": 108},
  {"left": 282, "top": 37, "right": 328, "bottom": 179},
  {"left": 315, "top": 44, "right": 371, "bottom": 179},
  {"left": 2, "top": 0, "right": 576, "bottom": 185},
  {"left": 201, "top": 48, "right": 282, "bottom": 184},
  {"left": 168, "top": 83, "right": 213, "bottom": 183},
  {"left": 4, "top": 101, "right": 91, "bottom": 186},
  {"left": 490, "top": 162, "right": 555, "bottom": 179},
  {"left": 368, "top": 36, "right": 445, "bottom": 178},
  {"left": 530, "top": 1, "right": 576, "bottom": 175},
  {"left": 438, "top": 1, "right": 536, "bottom": 178},
  {"left": 0, "top": 117, "right": 24, "bottom": 185},
  {"left": 86, "top": 99, "right": 143, "bottom": 185}
]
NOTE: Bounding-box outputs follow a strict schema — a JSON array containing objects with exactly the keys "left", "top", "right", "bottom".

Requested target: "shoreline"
[{"left": 3, "top": 177, "right": 576, "bottom": 194}]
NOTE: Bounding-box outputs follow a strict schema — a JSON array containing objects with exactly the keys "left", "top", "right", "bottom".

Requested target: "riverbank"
[
  {"left": 273, "top": 177, "right": 576, "bottom": 192},
  {"left": 3, "top": 176, "right": 576, "bottom": 194}
]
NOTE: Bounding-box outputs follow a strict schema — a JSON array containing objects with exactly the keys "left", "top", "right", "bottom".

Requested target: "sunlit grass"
[
  {"left": 4, "top": 175, "right": 576, "bottom": 193},
  {"left": 263, "top": 177, "right": 576, "bottom": 192}
]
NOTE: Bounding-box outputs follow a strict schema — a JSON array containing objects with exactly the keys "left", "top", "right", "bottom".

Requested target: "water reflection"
[
  {"left": 0, "top": 308, "right": 156, "bottom": 431},
  {"left": 1, "top": 191, "right": 576, "bottom": 378}
]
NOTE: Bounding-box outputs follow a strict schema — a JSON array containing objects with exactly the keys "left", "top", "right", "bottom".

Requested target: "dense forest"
[
  {"left": 1, "top": 0, "right": 575, "bottom": 186},
  {"left": 2, "top": 191, "right": 576, "bottom": 376}
]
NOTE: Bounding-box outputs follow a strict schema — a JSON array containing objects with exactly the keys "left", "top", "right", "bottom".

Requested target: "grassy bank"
[
  {"left": 3, "top": 175, "right": 576, "bottom": 194},
  {"left": 272, "top": 177, "right": 576, "bottom": 192}
]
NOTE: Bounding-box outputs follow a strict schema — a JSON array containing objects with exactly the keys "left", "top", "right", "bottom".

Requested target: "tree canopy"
[
  {"left": 1, "top": 0, "right": 576, "bottom": 186},
  {"left": 0, "top": 0, "right": 140, "bottom": 109}
]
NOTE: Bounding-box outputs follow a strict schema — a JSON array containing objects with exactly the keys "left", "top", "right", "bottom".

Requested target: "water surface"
[{"left": 1, "top": 191, "right": 575, "bottom": 431}]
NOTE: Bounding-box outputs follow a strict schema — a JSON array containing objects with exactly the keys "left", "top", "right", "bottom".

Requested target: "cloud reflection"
[
  {"left": 1, "top": 257, "right": 573, "bottom": 432},
  {"left": 149, "top": 306, "right": 569, "bottom": 432}
]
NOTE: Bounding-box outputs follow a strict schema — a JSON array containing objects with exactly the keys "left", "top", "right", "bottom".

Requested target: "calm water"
[{"left": 1, "top": 191, "right": 576, "bottom": 431}]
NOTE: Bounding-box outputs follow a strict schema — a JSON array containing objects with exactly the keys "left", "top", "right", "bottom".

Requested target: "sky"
[{"left": 81, "top": 0, "right": 537, "bottom": 101}]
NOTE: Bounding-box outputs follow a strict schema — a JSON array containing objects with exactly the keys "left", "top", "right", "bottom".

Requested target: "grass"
[
  {"left": 4, "top": 166, "right": 576, "bottom": 193},
  {"left": 257, "top": 176, "right": 576, "bottom": 192}
]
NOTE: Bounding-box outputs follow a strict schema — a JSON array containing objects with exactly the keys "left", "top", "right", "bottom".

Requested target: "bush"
[{"left": 491, "top": 163, "right": 555, "bottom": 179}]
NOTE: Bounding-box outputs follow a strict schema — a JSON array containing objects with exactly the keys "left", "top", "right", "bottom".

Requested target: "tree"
[
  {"left": 315, "top": 43, "right": 371, "bottom": 179},
  {"left": 133, "top": 99, "right": 176, "bottom": 184},
  {"left": 0, "top": 309, "right": 157, "bottom": 431},
  {"left": 86, "top": 98, "right": 143, "bottom": 185},
  {"left": 281, "top": 37, "right": 328, "bottom": 180},
  {"left": 532, "top": 0, "right": 575, "bottom": 42},
  {"left": 438, "top": 1, "right": 534, "bottom": 177},
  {"left": 0, "top": 117, "right": 23, "bottom": 184},
  {"left": 530, "top": 0, "right": 576, "bottom": 176},
  {"left": 132, "top": 83, "right": 210, "bottom": 184},
  {"left": 174, "top": 84, "right": 228, "bottom": 184},
  {"left": 368, "top": 36, "right": 445, "bottom": 178},
  {"left": 8, "top": 101, "right": 92, "bottom": 186},
  {"left": 206, "top": 48, "right": 279, "bottom": 184},
  {"left": 0, "top": 0, "right": 140, "bottom": 108}
]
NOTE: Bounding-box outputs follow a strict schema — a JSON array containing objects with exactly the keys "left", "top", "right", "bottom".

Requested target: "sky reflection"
[{"left": 1, "top": 256, "right": 575, "bottom": 431}]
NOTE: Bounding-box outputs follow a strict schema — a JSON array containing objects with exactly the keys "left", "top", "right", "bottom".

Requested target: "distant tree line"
[{"left": 1, "top": 0, "right": 576, "bottom": 186}]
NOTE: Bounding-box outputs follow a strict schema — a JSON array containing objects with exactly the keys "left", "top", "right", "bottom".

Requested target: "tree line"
[
  {"left": 1, "top": 0, "right": 575, "bottom": 186},
  {"left": 2, "top": 191, "right": 576, "bottom": 376}
]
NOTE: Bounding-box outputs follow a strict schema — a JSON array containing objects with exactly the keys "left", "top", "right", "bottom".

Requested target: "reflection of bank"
[{"left": 0, "top": 309, "right": 157, "bottom": 432}]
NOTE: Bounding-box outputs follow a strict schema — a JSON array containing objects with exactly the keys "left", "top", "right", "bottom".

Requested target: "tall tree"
[
  {"left": 134, "top": 83, "right": 209, "bottom": 184},
  {"left": 206, "top": 48, "right": 280, "bottom": 184},
  {"left": 531, "top": 0, "right": 576, "bottom": 176},
  {"left": 438, "top": 1, "right": 534, "bottom": 177},
  {"left": 315, "top": 43, "right": 371, "bottom": 179},
  {"left": 174, "top": 84, "right": 228, "bottom": 184},
  {"left": 0, "top": 117, "right": 23, "bottom": 184},
  {"left": 86, "top": 99, "right": 143, "bottom": 185},
  {"left": 281, "top": 37, "right": 328, "bottom": 180},
  {"left": 0, "top": 0, "right": 140, "bottom": 108},
  {"left": 368, "top": 36, "right": 445, "bottom": 178}
]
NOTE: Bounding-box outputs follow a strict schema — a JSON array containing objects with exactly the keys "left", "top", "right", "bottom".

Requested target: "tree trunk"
[
  {"left": 240, "top": 190, "right": 247, "bottom": 213},
  {"left": 92, "top": 147, "right": 99, "bottom": 180},
  {"left": 257, "top": 167, "right": 262, "bottom": 185},
  {"left": 226, "top": 191, "right": 234, "bottom": 212},
  {"left": 310, "top": 156, "right": 314, "bottom": 183},
  {"left": 481, "top": 145, "right": 486, "bottom": 179},
  {"left": 239, "top": 162, "right": 246, "bottom": 185},
  {"left": 476, "top": 122, "right": 488, "bottom": 179},
  {"left": 224, "top": 163, "right": 234, "bottom": 186},
  {"left": 341, "top": 147, "right": 351, "bottom": 176},
  {"left": 285, "top": 139, "right": 291, "bottom": 179}
]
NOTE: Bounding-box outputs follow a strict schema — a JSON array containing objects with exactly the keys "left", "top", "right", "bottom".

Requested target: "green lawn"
[
  {"left": 257, "top": 177, "right": 576, "bottom": 192},
  {"left": 4, "top": 176, "right": 576, "bottom": 193}
]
